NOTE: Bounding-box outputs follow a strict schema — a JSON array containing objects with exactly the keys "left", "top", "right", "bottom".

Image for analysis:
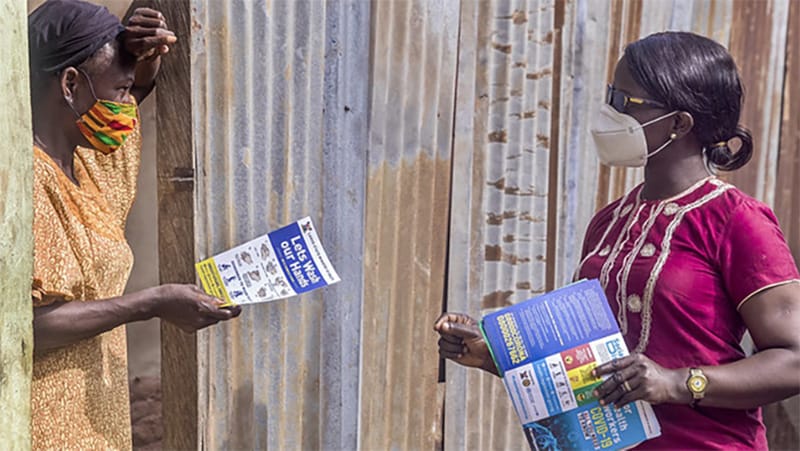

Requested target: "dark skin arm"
[
  {"left": 34, "top": 284, "right": 241, "bottom": 354},
  {"left": 594, "top": 282, "right": 800, "bottom": 409},
  {"left": 122, "top": 7, "right": 177, "bottom": 103},
  {"left": 434, "top": 312, "right": 499, "bottom": 376}
]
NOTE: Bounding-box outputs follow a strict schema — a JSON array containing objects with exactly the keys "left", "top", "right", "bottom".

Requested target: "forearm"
[
  {"left": 131, "top": 55, "right": 160, "bottom": 103},
  {"left": 674, "top": 347, "right": 800, "bottom": 409},
  {"left": 33, "top": 287, "right": 160, "bottom": 353}
]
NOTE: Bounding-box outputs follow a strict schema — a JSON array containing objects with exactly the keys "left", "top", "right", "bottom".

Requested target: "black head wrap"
[{"left": 28, "top": 0, "right": 124, "bottom": 75}]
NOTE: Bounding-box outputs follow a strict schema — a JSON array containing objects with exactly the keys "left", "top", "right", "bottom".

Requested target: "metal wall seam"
[
  {"left": 444, "top": 1, "right": 490, "bottom": 450},
  {"left": 192, "top": 0, "right": 369, "bottom": 449}
]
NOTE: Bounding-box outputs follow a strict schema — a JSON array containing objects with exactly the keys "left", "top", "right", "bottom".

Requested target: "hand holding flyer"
[
  {"left": 196, "top": 217, "right": 340, "bottom": 306},
  {"left": 480, "top": 279, "right": 661, "bottom": 450}
]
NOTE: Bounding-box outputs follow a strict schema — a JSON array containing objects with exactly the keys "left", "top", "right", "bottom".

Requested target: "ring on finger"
[{"left": 623, "top": 380, "right": 632, "bottom": 393}]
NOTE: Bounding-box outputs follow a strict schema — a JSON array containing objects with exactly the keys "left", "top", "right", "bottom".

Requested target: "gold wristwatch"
[{"left": 686, "top": 367, "right": 708, "bottom": 407}]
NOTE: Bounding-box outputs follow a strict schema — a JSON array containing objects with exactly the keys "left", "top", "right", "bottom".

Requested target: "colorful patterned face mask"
[{"left": 70, "top": 69, "right": 138, "bottom": 154}]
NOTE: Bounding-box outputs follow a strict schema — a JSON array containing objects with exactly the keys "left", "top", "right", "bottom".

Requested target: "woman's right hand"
[
  {"left": 152, "top": 284, "right": 242, "bottom": 332},
  {"left": 434, "top": 312, "right": 499, "bottom": 376}
]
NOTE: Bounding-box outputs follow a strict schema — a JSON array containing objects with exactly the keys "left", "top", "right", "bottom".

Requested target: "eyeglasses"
[{"left": 606, "top": 85, "right": 667, "bottom": 113}]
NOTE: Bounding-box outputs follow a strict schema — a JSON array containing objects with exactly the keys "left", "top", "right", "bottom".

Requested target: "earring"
[{"left": 670, "top": 133, "right": 678, "bottom": 140}]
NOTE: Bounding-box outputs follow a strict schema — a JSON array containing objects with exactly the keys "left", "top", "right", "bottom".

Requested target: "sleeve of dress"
[
  {"left": 76, "top": 122, "right": 142, "bottom": 230},
  {"left": 31, "top": 175, "right": 81, "bottom": 307},
  {"left": 716, "top": 200, "right": 800, "bottom": 310}
]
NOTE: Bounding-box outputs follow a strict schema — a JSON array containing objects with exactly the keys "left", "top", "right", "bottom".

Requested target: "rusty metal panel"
[
  {"left": 446, "top": 0, "right": 563, "bottom": 449},
  {"left": 191, "top": 0, "right": 370, "bottom": 449},
  {"left": 359, "top": 0, "right": 459, "bottom": 449},
  {"left": 763, "top": 2, "right": 800, "bottom": 449},
  {"left": 727, "top": 0, "right": 791, "bottom": 206},
  {"left": 774, "top": 0, "right": 800, "bottom": 262}
]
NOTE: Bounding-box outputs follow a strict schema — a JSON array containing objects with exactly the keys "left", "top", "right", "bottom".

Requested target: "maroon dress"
[{"left": 577, "top": 177, "right": 799, "bottom": 450}]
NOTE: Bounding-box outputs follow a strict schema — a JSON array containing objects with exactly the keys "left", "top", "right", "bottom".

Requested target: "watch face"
[{"left": 689, "top": 376, "right": 707, "bottom": 393}]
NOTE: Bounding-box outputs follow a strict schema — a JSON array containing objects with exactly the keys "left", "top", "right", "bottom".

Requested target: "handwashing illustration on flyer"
[{"left": 195, "top": 217, "right": 340, "bottom": 306}]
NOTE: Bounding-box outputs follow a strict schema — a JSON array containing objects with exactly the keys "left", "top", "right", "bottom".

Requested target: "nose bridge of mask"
[{"left": 592, "top": 104, "right": 641, "bottom": 135}]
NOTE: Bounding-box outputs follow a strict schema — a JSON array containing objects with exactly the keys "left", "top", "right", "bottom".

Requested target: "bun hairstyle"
[{"left": 624, "top": 32, "right": 753, "bottom": 171}]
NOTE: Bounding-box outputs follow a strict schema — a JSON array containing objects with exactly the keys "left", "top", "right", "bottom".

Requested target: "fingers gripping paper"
[{"left": 196, "top": 217, "right": 340, "bottom": 306}]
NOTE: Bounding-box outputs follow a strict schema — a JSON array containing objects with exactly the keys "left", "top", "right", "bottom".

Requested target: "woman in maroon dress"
[{"left": 435, "top": 32, "right": 800, "bottom": 450}]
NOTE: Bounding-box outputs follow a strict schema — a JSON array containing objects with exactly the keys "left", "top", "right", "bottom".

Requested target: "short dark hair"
[{"left": 624, "top": 31, "right": 753, "bottom": 171}]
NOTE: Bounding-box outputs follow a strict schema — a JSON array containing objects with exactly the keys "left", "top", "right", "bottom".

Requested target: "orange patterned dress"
[{"left": 31, "top": 126, "right": 141, "bottom": 450}]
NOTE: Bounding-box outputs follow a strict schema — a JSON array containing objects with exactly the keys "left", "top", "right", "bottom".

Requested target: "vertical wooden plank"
[
  {"left": 152, "top": 0, "right": 197, "bottom": 449},
  {"left": 0, "top": 0, "right": 33, "bottom": 449}
]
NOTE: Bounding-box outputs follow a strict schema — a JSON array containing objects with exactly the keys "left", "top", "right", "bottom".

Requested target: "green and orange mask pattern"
[
  {"left": 76, "top": 98, "right": 138, "bottom": 154},
  {"left": 70, "top": 69, "right": 138, "bottom": 154}
]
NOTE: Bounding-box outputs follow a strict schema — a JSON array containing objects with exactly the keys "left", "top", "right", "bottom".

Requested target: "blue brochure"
[{"left": 481, "top": 279, "right": 661, "bottom": 450}]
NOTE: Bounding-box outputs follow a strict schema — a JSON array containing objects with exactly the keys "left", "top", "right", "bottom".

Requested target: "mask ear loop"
[
  {"left": 65, "top": 68, "right": 100, "bottom": 120},
  {"left": 645, "top": 132, "right": 677, "bottom": 159},
  {"left": 75, "top": 68, "right": 100, "bottom": 101},
  {"left": 633, "top": 110, "right": 679, "bottom": 133}
]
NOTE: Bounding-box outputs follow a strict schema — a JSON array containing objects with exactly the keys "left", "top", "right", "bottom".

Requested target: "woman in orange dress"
[{"left": 28, "top": 1, "right": 241, "bottom": 448}]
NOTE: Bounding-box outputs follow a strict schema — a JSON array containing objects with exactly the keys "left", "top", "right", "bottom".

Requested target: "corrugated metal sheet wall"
[
  {"left": 360, "top": 0, "right": 459, "bottom": 450},
  {"left": 184, "top": 0, "right": 797, "bottom": 449},
  {"left": 446, "top": 0, "right": 561, "bottom": 449},
  {"left": 191, "top": 0, "right": 369, "bottom": 449}
]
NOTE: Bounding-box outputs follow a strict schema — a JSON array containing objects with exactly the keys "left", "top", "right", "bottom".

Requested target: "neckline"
[
  {"left": 34, "top": 145, "right": 88, "bottom": 192},
  {"left": 637, "top": 176, "right": 715, "bottom": 204}
]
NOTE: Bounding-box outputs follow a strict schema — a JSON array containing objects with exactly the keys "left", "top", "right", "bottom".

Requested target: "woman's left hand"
[{"left": 592, "top": 353, "right": 689, "bottom": 408}]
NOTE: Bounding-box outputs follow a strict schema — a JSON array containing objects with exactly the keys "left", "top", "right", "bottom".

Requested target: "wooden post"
[
  {"left": 152, "top": 0, "right": 198, "bottom": 448},
  {"left": 0, "top": 0, "right": 34, "bottom": 449}
]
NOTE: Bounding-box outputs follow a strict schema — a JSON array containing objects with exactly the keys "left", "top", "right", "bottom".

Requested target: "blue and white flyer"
[{"left": 196, "top": 217, "right": 340, "bottom": 306}]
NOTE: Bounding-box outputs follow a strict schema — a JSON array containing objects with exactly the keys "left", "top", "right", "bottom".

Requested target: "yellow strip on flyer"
[
  {"left": 568, "top": 362, "right": 600, "bottom": 390},
  {"left": 195, "top": 258, "right": 234, "bottom": 307}
]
